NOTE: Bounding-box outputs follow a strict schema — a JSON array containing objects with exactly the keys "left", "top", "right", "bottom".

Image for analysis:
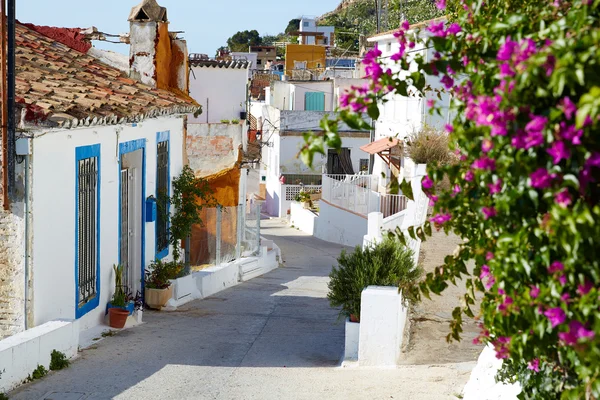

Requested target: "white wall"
[
  {"left": 189, "top": 67, "right": 249, "bottom": 124},
  {"left": 314, "top": 200, "right": 367, "bottom": 247},
  {"left": 290, "top": 202, "right": 317, "bottom": 234},
  {"left": 299, "top": 18, "right": 334, "bottom": 46},
  {"left": 187, "top": 123, "right": 246, "bottom": 176},
  {"left": 271, "top": 81, "right": 334, "bottom": 111},
  {"left": 30, "top": 117, "right": 185, "bottom": 333}
]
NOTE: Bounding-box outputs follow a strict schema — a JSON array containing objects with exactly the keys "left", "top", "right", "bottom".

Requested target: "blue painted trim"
[
  {"left": 75, "top": 144, "right": 101, "bottom": 319},
  {"left": 155, "top": 131, "right": 170, "bottom": 260},
  {"left": 119, "top": 139, "right": 147, "bottom": 296}
]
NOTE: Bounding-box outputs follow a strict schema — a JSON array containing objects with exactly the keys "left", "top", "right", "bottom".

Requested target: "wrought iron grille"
[
  {"left": 120, "top": 168, "right": 130, "bottom": 287},
  {"left": 78, "top": 157, "right": 98, "bottom": 306},
  {"left": 156, "top": 141, "right": 169, "bottom": 252}
]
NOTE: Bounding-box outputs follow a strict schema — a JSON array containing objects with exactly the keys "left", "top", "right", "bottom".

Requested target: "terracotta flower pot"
[
  {"left": 108, "top": 307, "right": 129, "bottom": 329},
  {"left": 145, "top": 286, "right": 173, "bottom": 310},
  {"left": 350, "top": 314, "right": 360, "bottom": 323}
]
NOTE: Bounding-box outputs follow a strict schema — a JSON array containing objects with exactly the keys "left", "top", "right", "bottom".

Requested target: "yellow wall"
[{"left": 284, "top": 44, "right": 326, "bottom": 77}]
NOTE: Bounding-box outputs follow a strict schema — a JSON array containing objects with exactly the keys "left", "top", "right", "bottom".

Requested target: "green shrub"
[
  {"left": 29, "top": 365, "right": 47, "bottom": 381},
  {"left": 145, "top": 259, "right": 183, "bottom": 289},
  {"left": 220, "top": 119, "right": 230, "bottom": 124},
  {"left": 231, "top": 119, "right": 240, "bottom": 124},
  {"left": 405, "top": 125, "right": 456, "bottom": 166},
  {"left": 0, "top": 393, "right": 8, "bottom": 400},
  {"left": 49, "top": 350, "right": 69, "bottom": 371},
  {"left": 327, "top": 238, "right": 422, "bottom": 321}
]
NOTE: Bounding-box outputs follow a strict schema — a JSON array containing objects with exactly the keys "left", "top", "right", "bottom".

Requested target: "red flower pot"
[{"left": 108, "top": 307, "right": 129, "bottom": 329}]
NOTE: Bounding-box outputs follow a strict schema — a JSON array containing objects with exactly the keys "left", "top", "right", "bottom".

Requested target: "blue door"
[{"left": 305, "top": 92, "right": 325, "bottom": 111}]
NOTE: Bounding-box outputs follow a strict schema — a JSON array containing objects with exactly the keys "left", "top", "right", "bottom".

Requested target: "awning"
[
  {"left": 360, "top": 137, "right": 400, "bottom": 154},
  {"left": 360, "top": 137, "right": 402, "bottom": 169}
]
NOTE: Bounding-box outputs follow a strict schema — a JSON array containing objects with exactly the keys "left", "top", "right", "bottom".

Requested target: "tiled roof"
[
  {"left": 13, "top": 23, "right": 199, "bottom": 129},
  {"left": 360, "top": 137, "right": 400, "bottom": 154}
]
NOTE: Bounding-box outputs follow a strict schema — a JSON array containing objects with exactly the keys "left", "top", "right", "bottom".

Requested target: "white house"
[
  {"left": 188, "top": 57, "right": 251, "bottom": 124},
  {"left": 298, "top": 16, "right": 335, "bottom": 47},
  {"left": 251, "top": 103, "right": 371, "bottom": 217},
  {"left": 367, "top": 21, "right": 451, "bottom": 190},
  {"left": 0, "top": 8, "right": 199, "bottom": 339}
]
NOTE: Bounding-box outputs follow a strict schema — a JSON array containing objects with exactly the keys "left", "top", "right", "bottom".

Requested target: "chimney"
[{"left": 128, "top": 0, "right": 189, "bottom": 94}]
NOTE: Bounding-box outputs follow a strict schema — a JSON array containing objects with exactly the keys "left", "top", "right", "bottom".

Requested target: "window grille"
[
  {"left": 78, "top": 156, "right": 98, "bottom": 306},
  {"left": 156, "top": 141, "right": 169, "bottom": 253}
]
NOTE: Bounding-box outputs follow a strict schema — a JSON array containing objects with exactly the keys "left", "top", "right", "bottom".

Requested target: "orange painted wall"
[
  {"left": 285, "top": 44, "right": 326, "bottom": 76},
  {"left": 155, "top": 22, "right": 172, "bottom": 91}
]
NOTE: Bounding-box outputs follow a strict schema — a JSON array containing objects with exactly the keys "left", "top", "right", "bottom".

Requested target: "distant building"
[
  {"left": 296, "top": 16, "right": 335, "bottom": 46},
  {"left": 284, "top": 44, "right": 326, "bottom": 79},
  {"left": 249, "top": 45, "right": 277, "bottom": 70}
]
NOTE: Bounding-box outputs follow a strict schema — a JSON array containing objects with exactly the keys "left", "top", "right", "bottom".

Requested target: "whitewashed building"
[
  {"left": 298, "top": 16, "right": 335, "bottom": 47},
  {"left": 367, "top": 21, "right": 451, "bottom": 190},
  {"left": 251, "top": 103, "right": 371, "bottom": 217},
  {"left": 0, "top": 8, "right": 198, "bottom": 339}
]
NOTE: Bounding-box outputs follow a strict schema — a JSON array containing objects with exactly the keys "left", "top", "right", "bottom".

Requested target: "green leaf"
[
  {"left": 400, "top": 179, "right": 414, "bottom": 201},
  {"left": 367, "top": 102, "right": 380, "bottom": 120}
]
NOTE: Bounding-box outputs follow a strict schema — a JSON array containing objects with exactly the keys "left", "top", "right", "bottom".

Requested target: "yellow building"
[{"left": 284, "top": 44, "right": 326, "bottom": 78}]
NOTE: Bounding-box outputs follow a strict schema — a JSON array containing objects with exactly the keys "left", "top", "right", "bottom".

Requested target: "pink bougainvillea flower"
[
  {"left": 580, "top": 152, "right": 600, "bottom": 189},
  {"left": 422, "top": 175, "right": 434, "bottom": 189},
  {"left": 555, "top": 189, "right": 572, "bottom": 208},
  {"left": 497, "top": 37, "right": 518, "bottom": 61},
  {"left": 544, "top": 307, "right": 566, "bottom": 328},
  {"left": 530, "top": 168, "right": 553, "bottom": 189},
  {"left": 429, "top": 195, "right": 438, "bottom": 207},
  {"left": 558, "top": 275, "right": 567, "bottom": 286},
  {"left": 548, "top": 261, "right": 565, "bottom": 273},
  {"left": 441, "top": 75, "right": 454, "bottom": 89},
  {"left": 493, "top": 336, "right": 511, "bottom": 359},
  {"left": 482, "top": 138, "right": 494, "bottom": 153},
  {"left": 452, "top": 184, "right": 461, "bottom": 197},
  {"left": 527, "top": 359, "right": 540, "bottom": 372},
  {"left": 445, "top": 124, "right": 454, "bottom": 133},
  {"left": 426, "top": 99, "right": 435, "bottom": 108},
  {"left": 435, "top": 0, "right": 446, "bottom": 10},
  {"left": 465, "top": 170, "right": 474, "bottom": 182},
  {"left": 498, "top": 296, "right": 514, "bottom": 312},
  {"left": 543, "top": 55, "right": 556, "bottom": 76},
  {"left": 559, "top": 122, "right": 583, "bottom": 145},
  {"left": 430, "top": 213, "right": 452, "bottom": 225},
  {"left": 547, "top": 141, "right": 570, "bottom": 164},
  {"left": 427, "top": 21, "right": 447, "bottom": 37},
  {"left": 559, "top": 321, "right": 595, "bottom": 345},
  {"left": 577, "top": 280, "right": 594, "bottom": 296},
  {"left": 525, "top": 115, "right": 547, "bottom": 135},
  {"left": 488, "top": 179, "right": 503, "bottom": 195},
  {"left": 462, "top": 55, "right": 469, "bottom": 67},
  {"left": 486, "top": 252, "right": 494, "bottom": 261},
  {"left": 530, "top": 285, "right": 540, "bottom": 298},
  {"left": 447, "top": 23, "right": 462, "bottom": 35},
  {"left": 401, "top": 20, "right": 410, "bottom": 31},
  {"left": 482, "top": 206, "right": 497, "bottom": 219},
  {"left": 480, "top": 265, "right": 491, "bottom": 280},
  {"left": 560, "top": 97, "right": 577, "bottom": 120},
  {"left": 472, "top": 156, "right": 496, "bottom": 171},
  {"left": 499, "top": 63, "right": 515, "bottom": 78},
  {"left": 561, "top": 292, "right": 570, "bottom": 301}
]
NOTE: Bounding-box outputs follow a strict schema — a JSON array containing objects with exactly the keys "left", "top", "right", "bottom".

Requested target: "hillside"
[{"left": 318, "top": 0, "right": 443, "bottom": 52}]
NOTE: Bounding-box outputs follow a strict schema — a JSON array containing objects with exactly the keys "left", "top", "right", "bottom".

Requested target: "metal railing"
[
  {"left": 380, "top": 194, "right": 408, "bottom": 219},
  {"left": 282, "top": 173, "right": 323, "bottom": 186},
  {"left": 325, "top": 174, "right": 374, "bottom": 190}
]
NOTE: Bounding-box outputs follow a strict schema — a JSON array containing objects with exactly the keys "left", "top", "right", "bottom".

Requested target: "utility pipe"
[
  {"left": 1, "top": 0, "right": 9, "bottom": 210},
  {"left": 7, "top": 0, "right": 14, "bottom": 197}
]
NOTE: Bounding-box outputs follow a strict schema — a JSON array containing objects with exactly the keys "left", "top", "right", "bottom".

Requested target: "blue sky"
[{"left": 19, "top": 0, "right": 340, "bottom": 55}]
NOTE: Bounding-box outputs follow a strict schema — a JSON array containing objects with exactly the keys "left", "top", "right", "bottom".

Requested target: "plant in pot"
[
  {"left": 327, "top": 237, "right": 423, "bottom": 323},
  {"left": 294, "top": 190, "right": 312, "bottom": 209},
  {"left": 108, "top": 264, "right": 130, "bottom": 329},
  {"left": 144, "top": 259, "right": 182, "bottom": 309}
]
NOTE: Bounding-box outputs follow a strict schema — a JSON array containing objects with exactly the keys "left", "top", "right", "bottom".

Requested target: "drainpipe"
[
  {"left": 7, "top": 0, "right": 15, "bottom": 198},
  {"left": 24, "top": 150, "right": 29, "bottom": 330},
  {"left": 1, "top": 0, "right": 9, "bottom": 210}
]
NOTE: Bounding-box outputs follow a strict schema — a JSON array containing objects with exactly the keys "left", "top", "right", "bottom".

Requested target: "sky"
[{"left": 18, "top": 0, "right": 340, "bottom": 56}]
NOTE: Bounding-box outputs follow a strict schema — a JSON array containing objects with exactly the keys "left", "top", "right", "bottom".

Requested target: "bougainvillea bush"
[{"left": 301, "top": 0, "right": 600, "bottom": 398}]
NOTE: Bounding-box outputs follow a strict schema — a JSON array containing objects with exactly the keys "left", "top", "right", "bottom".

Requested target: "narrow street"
[{"left": 11, "top": 220, "right": 472, "bottom": 400}]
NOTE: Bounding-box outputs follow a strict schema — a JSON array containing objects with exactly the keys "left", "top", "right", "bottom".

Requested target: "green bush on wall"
[{"left": 327, "top": 238, "right": 422, "bottom": 321}]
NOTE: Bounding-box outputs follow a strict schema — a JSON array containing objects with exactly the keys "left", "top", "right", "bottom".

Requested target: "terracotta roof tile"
[{"left": 7, "top": 23, "right": 199, "bottom": 127}]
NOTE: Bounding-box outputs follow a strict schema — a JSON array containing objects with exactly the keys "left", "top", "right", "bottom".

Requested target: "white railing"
[
  {"left": 322, "top": 175, "right": 379, "bottom": 216},
  {"left": 284, "top": 184, "right": 322, "bottom": 201}
]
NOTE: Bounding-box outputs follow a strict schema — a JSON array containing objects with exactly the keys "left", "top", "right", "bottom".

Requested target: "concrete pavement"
[{"left": 10, "top": 219, "right": 471, "bottom": 400}]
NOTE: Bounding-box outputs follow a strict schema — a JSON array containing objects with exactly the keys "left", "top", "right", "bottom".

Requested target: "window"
[
  {"left": 386, "top": 42, "right": 392, "bottom": 53},
  {"left": 360, "top": 159, "right": 369, "bottom": 172},
  {"left": 323, "top": 37, "right": 328, "bottom": 45},
  {"left": 75, "top": 144, "right": 100, "bottom": 318},
  {"left": 156, "top": 134, "right": 170, "bottom": 258},
  {"left": 257, "top": 59, "right": 262, "bottom": 65},
  {"left": 303, "top": 21, "right": 309, "bottom": 27}
]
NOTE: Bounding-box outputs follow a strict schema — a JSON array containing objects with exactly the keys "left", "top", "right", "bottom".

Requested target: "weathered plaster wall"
[
  {"left": 0, "top": 203, "right": 25, "bottom": 339},
  {"left": 155, "top": 22, "right": 172, "bottom": 91},
  {"left": 129, "top": 22, "right": 158, "bottom": 87},
  {"left": 187, "top": 123, "right": 245, "bottom": 177}
]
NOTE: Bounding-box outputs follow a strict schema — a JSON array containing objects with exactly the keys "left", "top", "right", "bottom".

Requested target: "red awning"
[{"left": 360, "top": 137, "right": 400, "bottom": 154}]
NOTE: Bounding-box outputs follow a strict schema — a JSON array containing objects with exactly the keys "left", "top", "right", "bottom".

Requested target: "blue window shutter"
[{"left": 305, "top": 92, "right": 325, "bottom": 111}]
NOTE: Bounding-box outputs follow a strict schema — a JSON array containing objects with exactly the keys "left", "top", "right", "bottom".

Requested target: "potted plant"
[
  {"left": 108, "top": 264, "right": 130, "bottom": 329},
  {"left": 144, "top": 259, "right": 183, "bottom": 309},
  {"left": 294, "top": 190, "right": 312, "bottom": 209}
]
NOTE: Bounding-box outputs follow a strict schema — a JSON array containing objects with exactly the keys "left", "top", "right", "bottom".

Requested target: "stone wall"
[{"left": 0, "top": 202, "right": 25, "bottom": 339}]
